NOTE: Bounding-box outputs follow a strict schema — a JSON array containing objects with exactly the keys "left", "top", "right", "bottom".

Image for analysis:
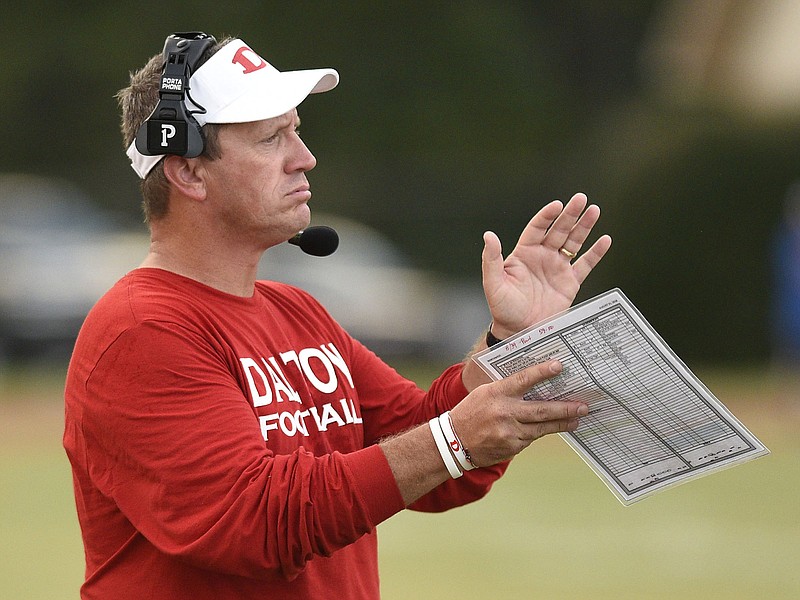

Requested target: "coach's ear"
[{"left": 162, "top": 155, "right": 207, "bottom": 202}]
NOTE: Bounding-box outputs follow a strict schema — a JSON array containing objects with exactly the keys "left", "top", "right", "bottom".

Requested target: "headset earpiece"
[{"left": 134, "top": 32, "right": 216, "bottom": 159}]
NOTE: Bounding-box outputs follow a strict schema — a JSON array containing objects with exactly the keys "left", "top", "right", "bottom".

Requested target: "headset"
[{"left": 134, "top": 31, "right": 216, "bottom": 158}]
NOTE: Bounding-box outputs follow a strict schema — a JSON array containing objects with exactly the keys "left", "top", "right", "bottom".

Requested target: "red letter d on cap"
[{"left": 232, "top": 45, "right": 267, "bottom": 74}]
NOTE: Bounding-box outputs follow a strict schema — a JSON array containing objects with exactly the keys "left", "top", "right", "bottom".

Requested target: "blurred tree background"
[{"left": 2, "top": 0, "right": 799, "bottom": 366}]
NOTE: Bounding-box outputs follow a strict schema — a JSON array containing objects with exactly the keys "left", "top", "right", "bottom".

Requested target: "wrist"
[
  {"left": 429, "top": 416, "right": 463, "bottom": 478},
  {"left": 485, "top": 322, "right": 510, "bottom": 347},
  {"left": 429, "top": 411, "right": 477, "bottom": 478},
  {"left": 380, "top": 422, "right": 452, "bottom": 505}
]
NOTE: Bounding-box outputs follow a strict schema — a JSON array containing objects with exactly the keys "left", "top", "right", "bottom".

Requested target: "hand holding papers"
[{"left": 473, "top": 289, "right": 769, "bottom": 505}]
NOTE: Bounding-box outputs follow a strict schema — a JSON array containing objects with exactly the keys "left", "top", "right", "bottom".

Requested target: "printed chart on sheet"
[{"left": 473, "top": 289, "right": 769, "bottom": 505}]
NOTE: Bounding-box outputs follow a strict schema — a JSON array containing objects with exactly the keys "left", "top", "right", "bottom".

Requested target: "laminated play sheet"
[{"left": 473, "top": 289, "right": 769, "bottom": 505}]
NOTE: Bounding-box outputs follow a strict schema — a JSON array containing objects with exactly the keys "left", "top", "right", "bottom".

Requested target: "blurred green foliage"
[{"left": 2, "top": 1, "right": 797, "bottom": 364}]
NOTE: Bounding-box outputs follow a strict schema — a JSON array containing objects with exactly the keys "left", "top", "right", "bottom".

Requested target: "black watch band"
[{"left": 485, "top": 325, "right": 504, "bottom": 347}]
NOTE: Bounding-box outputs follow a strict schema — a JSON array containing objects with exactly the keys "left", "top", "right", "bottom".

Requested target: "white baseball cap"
[{"left": 126, "top": 38, "right": 339, "bottom": 178}]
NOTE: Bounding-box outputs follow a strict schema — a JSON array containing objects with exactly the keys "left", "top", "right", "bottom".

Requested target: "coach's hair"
[{"left": 115, "top": 37, "right": 232, "bottom": 223}]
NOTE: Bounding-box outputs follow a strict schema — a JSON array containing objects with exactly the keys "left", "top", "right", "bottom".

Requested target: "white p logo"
[{"left": 160, "top": 124, "right": 176, "bottom": 147}]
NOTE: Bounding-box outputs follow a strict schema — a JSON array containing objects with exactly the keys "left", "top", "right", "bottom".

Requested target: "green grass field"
[{"left": 1, "top": 364, "right": 798, "bottom": 598}]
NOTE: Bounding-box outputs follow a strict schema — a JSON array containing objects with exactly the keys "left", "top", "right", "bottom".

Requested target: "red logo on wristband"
[{"left": 450, "top": 440, "right": 460, "bottom": 452}]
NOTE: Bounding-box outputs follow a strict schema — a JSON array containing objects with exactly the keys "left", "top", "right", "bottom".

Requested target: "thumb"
[{"left": 481, "top": 231, "right": 504, "bottom": 297}]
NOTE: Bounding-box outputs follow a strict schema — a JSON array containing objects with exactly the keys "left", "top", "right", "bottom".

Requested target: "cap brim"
[{"left": 203, "top": 68, "right": 339, "bottom": 124}]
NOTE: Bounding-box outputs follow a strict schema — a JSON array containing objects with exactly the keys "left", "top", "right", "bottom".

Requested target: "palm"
[
  {"left": 489, "top": 243, "right": 580, "bottom": 326},
  {"left": 482, "top": 193, "right": 612, "bottom": 338}
]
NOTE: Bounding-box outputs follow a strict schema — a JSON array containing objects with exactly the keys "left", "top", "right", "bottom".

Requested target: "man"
[{"left": 64, "top": 33, "right": 611, "bottom": 599}]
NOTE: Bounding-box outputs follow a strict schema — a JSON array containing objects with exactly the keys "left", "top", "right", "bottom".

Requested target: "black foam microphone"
[{"left": 288, "top": 226, "right": 339, "bottom": 257}]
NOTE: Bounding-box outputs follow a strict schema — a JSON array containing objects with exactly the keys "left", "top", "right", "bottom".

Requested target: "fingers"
[
  {"left": 554, "top": 201, "right": 599, "bottom": 256},
  {"left": 515, "top": 199, "right": 567, "bottom": 247},
  {"left": 454, "top": 360, "right": 590, "bottom": 467},
  {"left": 573, "top": 234, "right": 612, "bottom": 284},
  {"left": 515, "top": 193, "right": 605, "bottom": 260},
  {"left": 499, "top": 359, "right": 564, "bottom": 396},
  {"left": 488, "top": 193, "right": 608, "bottom": 271},
  {"left": 513, "top": 192, "right": 588, "bottom": 251},
  {"left": 514, "top": 412, "right": 582, "bottom": 447},
  {"left": 505, "top": 363, "right": 589, "bottom": 437},
  {"left": 541, "top": 193, "right": 590, "bottom": 251},
  {"left": 514, "top": 395, "right": 589, "bottom": 425},
  {"left": 493, "top": 360, "right": 590, "bottom": 436}
]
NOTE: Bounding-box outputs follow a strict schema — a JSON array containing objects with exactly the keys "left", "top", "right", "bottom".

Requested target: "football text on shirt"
[{"left": 239, "top": 343, "right": 362, "bottom": 441}]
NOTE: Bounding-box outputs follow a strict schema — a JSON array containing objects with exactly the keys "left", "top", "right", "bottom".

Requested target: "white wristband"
[
  {"left": 438, "top": 412, "right": 476, "bottom": 471},
  {"left": 429, "top": 416, "right": 463, "bottom": 479}
]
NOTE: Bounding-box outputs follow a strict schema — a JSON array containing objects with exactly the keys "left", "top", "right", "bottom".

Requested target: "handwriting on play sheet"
[{"left": 473, "top": 289, "right": 769, "bottom": 505}]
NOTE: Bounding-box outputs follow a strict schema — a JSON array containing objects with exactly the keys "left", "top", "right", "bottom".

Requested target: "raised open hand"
[{"left": 481, "top": 192, "right": 612, "bottom": 339}]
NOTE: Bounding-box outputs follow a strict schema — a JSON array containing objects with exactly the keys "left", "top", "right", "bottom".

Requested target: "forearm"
[
  {"left": 382, "top": 360, "right": 589, "bottom": 507},
  {"left": 379, "top": 422, "right": 451, "bottom": 505},
  {"left": 375, "top": 358, "right": 510, "bottom": 511}
]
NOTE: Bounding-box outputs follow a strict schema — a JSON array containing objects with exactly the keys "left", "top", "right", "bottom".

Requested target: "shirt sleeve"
[
  {"left": 77, "top": 320, "right": 405, "bottom": 581},
  {"left": 346, "top": 340, "right": 510, "bottom": 513}
]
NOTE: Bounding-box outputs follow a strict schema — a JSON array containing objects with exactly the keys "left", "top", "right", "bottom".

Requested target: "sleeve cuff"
[{"left": 344, "top": 444, "right": 406, "bottom": 526}]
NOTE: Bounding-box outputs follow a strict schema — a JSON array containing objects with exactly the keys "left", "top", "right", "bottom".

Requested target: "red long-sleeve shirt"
[{"left": 63, "top": 268, "right": 506, "bottom": 599}]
